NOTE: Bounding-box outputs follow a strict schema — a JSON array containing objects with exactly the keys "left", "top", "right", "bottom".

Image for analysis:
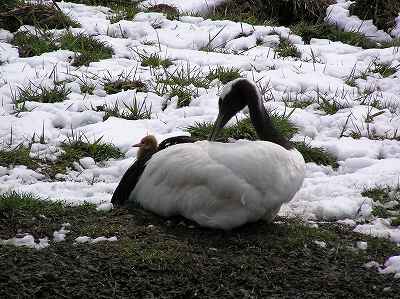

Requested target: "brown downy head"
[{"left": 133, "top": 135, "right": 158, "bottom": 160}]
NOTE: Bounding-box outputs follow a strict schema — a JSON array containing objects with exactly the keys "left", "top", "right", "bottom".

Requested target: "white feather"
[{"left": 130, "top": 140, "right": 305, "bottom": 230}]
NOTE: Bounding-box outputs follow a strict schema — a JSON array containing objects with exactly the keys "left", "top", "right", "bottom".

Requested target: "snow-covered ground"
[{"left": 1, "top": 1, "right": 400, "bottom": 272}]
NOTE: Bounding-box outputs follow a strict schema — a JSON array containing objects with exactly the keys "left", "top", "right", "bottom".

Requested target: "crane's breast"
[{"left": 131, "top": 140, "right": 305, "bottom": 229}]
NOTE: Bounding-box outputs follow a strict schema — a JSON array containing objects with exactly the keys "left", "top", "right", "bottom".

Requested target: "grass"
[
  {"left": 293, "top": 141, "right": 338, "bottom": 168},
  {"left": 11, "top": 31, "right": 58, "bottom": 58},
  {"left": 147, "top": 4, "right": 179, "bottom": 20},
  {"left": 94, "top": 98, "right": 152, "bottom": 121},
  {"left": 1, "top": 193, "right": 399, "bottom": 297},
  {"left": 16, "top": 83, "right": 71, "bottom": 104},
  {"left": 14, "top": 83, "right": 70, "bottom": 105},
  {"left": 104, "top": 79, "right": 147, "bottom": 94},
  {"left": 362, "top": 185, "right": 400, "bottom": 223},
  {"left": 275, "top": 38, "right": 301, "bottom": 58},
  {"left": 206, "top": 66, "right": 241, "bottom": 84},
  {"left": 0, "top": 3, "right": 79, "bottom": 32},
  {"left": 139, "top": 52, "right": 173, "bottom": 68},
  {"left": 291, "top": 22, "right": 378, "bottom": 49},
  {"left": 0, "top": 145, "right": 38, "bottom": 170},
  {"left": 59, "top": 32, "right": 113, "bottom": 67},
  {"left": 108, "top": 2, "right": 140, "bottom": 23},
  {"left": 349, "top": 0, "right": 400, "bottom": 32},
  {"left": 370, "top": 62, "right": 398, "bottom": 78},
  {"left": 204, "top": 0, "right": 333, "bottom": 26}
]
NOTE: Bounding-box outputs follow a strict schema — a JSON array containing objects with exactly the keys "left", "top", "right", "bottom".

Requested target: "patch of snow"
[
  {"left": 53, "top": 223, "right": 71, "bottom": 242},
  {"left": 314, "top": 240, "right": 327, "bottom": 248},
  {"left": 74, "top": 236, "right": 118, "bottom": 243},
  {"left": 0, "top": 234, "right": 49, "bottom": 250},
  {"left": 96, "top": 202, "right": 113, "bottom": 211},
  {"left": 356, "top": 241, "right": 368, "bottom": 250},
  {"left": 379, "top": 255, "right": 400, "bottom": 279},
  {"left": 354, "top": 219, "right": 400, "bottom": 243}
]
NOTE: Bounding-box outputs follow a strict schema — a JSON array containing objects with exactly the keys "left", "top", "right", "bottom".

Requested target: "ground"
[{"left": 1, "top": 202, "right": 399, "bottom": 298}]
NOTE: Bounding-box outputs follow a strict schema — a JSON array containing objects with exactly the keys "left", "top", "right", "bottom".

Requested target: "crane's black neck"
[{"left": 247, "top": 92, "right": 293, "bottom": 150}]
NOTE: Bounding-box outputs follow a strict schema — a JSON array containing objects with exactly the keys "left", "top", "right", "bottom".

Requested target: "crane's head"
[{"left": 209, "top": 78, "right": 260, "bottom": 141}]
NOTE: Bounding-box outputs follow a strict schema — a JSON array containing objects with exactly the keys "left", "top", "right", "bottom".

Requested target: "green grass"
[
  {"left": 168, "top": 86, "right": 194, "bottom": 108},
  {"left": 293, "top": 141, "right": 338, "bottom": 168},
  {"left": 275, "top": 39, "right": 301, "bottom": 58},
  {"left": 206, "top": 67, "right": 241, "bottom": 84},
  {"left": 291, "top": 22, "right": 378, "bottom": 49},
  {"left": 44, "top": 133, "right": 123, "bottom": 178},
  {"left": 147, "top": 4, "right": 179, "bottom": 20},
  {"left": 94, "top": 98, "right": 152, "bottom": 121},
  {"left": 0, "top": 145, "right": 38, "bottom": 169},
  {"left": 186, "top": 115, "right": 298, "bottom": 142},
  {"left": 16, "top": 83, "right": 71, "bottom": 104},
  {"left": 11, "top": 31, "right": 58, "bottom": 58},
  {"left": 349, "top": 0, "right": 400, "bottom": 32},
  {"left": 362, "top": 185, "right": 400, "bottom": 223},
  {"left": 139, "top": 52, "right": 173, "bottom": 68},
  {"left": 103, "top": 79, "right": 147, "bottom": 94},
  {"left": 108, "top": 3, "right": 140, "bottom": 23},
  {"left": 59, "top": 32, "right": 113, "bottom": 67},
  {"left": 204, "top": 0, "right": 332, "bottom": 26},
  {"left": 370, "top": 62, "right": 398, "bottom": 78},
  {"left": 0, "top": 3, "right": 79, "bottom": 32}
]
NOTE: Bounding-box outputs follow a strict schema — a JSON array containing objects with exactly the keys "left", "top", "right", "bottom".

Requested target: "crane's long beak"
[{"left": 208, "top": 112, "right": 225, "bottom": 141}]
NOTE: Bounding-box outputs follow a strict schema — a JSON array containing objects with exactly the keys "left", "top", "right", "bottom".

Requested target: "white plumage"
[
  {"left": 130, "top": 140, "right": 304, "bottom": 230},
  {"left": 118, "top": 78, "right": 306, "bottom": 229}
]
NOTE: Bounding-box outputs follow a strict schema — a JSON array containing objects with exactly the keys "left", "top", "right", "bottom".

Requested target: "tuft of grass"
[
  {"left": 293, "top": 141, "right": 338, "bottom": 168},
  {"left": 168, "top": 86, "right": 194, "bottom": 108},
  {"left": 205, "top": 0, "right": 333, "bottom": 26},
  {"left": 186, "top": 114, "right": 298, "bottom": 143},
  {"left": 206, "top": 67, "right": 241, "bottom": 84},
  {"left": 159, "top": 65, "right": 209, "bottom": 89},
  {"left": 362, "top": 185, "right": 400, "bottom": 222},
  {"left": 147, "top": 4, "right": 179, "bottom": 20},
  {"left": 349, "top": 0, "right": 400, "bottom": 33},
  {"left": 44, "top": 132, "right": 124, "bottom": 178},
  {"left": 275, "top": 38, "right": 301, "bottom": 58},
  {"left": 139, "top": 52, "right": 173, "bottom": 68},
  {"left": 0, "top": 145, "right": 38, "bottom": 169},
  {"left": 16, "top": 83, "right": 71, "bottom": 104},
  {"left": 59, "top": 32, "right": 113, "bottom": 67},
  {"left": 370, "top": 62, "right": 398, "bottom": 78},
  {"left": 0, "top": 3, "right": 79, "bottom": 33},
  {"left": 94, "top": 98, "right": 152, "bottom": 121},
  {"left": 109, "top": 3, "right": 140, "bottom": 23},
  {"left": 291, "top": 22, "right": 378, "bottom": 49},
  {"left": 104, "top": 80, "right": 147, "bottom": 94},
  {"left": 11, "top": 31, "right": 58, "bottom": 58}
]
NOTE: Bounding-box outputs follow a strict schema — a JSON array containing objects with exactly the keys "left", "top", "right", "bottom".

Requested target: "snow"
[
  {"left": 53, "top": 223, "right": 71, "bottom": 242},
  {"left": 354, "top": 219, "right": 400, "bottom": 243},
  {"left": 74, "top": 236, "right": 118, "bottom": 243},
  {"left": 0, "top": 0, "right": 399, "bottom": 247},
  {"left": 380, "top": 255, "right": 400, "bottom": 279},
  {"left": 0, "top": 234, "right": 49, "bottom": 250}
]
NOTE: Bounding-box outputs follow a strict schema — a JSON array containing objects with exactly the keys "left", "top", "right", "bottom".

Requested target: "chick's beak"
[{"left": 132, "top": 142, "right": 144, "bottom": 147}]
